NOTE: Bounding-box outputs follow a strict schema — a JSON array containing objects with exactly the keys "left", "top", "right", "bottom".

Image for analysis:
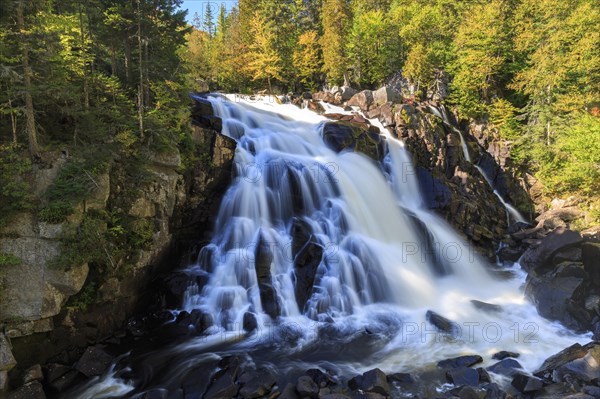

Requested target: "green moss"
[
  {"left": 0, "top": 252, "right": 22, "bottom": 266},
  {"left": 65, "top": 281, "right": 97, "bottom": 311}
]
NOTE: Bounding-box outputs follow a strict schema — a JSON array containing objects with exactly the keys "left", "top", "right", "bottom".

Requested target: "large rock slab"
[{"left": 520, "top": 228, "right": 583, "bottom": 273}]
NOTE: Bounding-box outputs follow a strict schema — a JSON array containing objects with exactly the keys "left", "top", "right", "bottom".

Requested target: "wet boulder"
[
  {"left": 445, "top": 367, "right": 480, "bottom": 386},
  {"left": 349, "top": 368, "right": 390, "bottom": 396},
  {"left": 520, "top": 228, "right": 584, "bottom": 273},
  {"left": 492, "top": 351, "right": 520, "bottom": 360},
  {"left": 306, "top": 100, "right": 326, "bottom": 114},
  {"left": 305, "top": 368, "right": 336, "bottom": 388},
  {"left": 525, "top": 274, "right": 590, "bottom": 331},
  {"left": 242, "top": 312, "right": 258, "bottom": 332},
  {"left": 511, "top": 373, "right": 544, "bottom": 393},
  {"left": 294, "top": 241, "right": 323, "bottom": 311},
  {"left": 487, "top": 359, "right": 523, "bottom": 377},
  {"left": 470, "top": 300, "right": 502, "bottom": 314},
  {"left": 426, "top": 310, "right": 460, "bottom": 337},
  {"left": 551, "top": 343, "right": 600, "bottom": 383},
  {"left": 437, "top": 355, "right": 483, "bottom": 369},
  {"left": 74, "top": 345, "right": 113, "bottom": 378},
  {"left": 255, "top": 231, "right": 281, "bottom": 319},
  {"left": 321, "top": 121, "right": 384, "bottom": 161},
  {"left": 296, "top": 375, "right": 319, "bottom": 398},
  {"left": 482, "top": 383, "right": 507, "bottom": 399},
  {"left": 238, "top": 369, "right": 277, "bottom": 399}
]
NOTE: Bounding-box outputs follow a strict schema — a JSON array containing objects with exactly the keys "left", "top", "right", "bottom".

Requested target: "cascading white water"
[
  {"left": 430, "top": 105, "right": 526, "bottom": 224},
  {"left": 183, "top": 95, "right": 582, "bottom": 368},
  {"left": 73, "top": 94, "right": 586, "bottom": 399}
]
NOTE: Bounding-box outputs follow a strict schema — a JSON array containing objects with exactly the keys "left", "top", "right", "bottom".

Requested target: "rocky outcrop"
[
  {"left": 0, "top": 94, "right": 236, "bottom": 390},
  {"left": 313, "top": 87, "right": 528, "bottom": 257},
  {"left": 321, "top": 120, "right": 385, "bottom": 161}
]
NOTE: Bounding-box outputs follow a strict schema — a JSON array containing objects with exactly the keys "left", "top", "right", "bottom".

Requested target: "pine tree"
[
  {"left": 450, "top": 0, "right": 513, "bottom": 117},
  {"left": 293, "top": 31, "right": 322, "bottom": 90},
  {"left": 203, "top": 1, "right": 215, "bottom": 36},
  {"left": 245, "top": 10, "right": 284, "bottom": 93},
  {"left": 321, "top": 0, "right": 350, "bottom": 86}
]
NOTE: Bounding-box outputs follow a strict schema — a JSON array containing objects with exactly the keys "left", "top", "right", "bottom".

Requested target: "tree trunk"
[
  {"left": 8, "top": 98, "right": 17, "bottom": 146},
  {"left": 137, "top": 0, "right": 144, "bottom": 139},
  {"left": 79, "top": 3, "right": 89, "bottom": 109},
  {"left": 17, "top": 0, "right": 39, "bottom": 157}
]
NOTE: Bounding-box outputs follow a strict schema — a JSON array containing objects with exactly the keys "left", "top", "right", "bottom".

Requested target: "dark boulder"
[
  {"left": 74, "top": 346, "right": 113, "bottom": 378},
  {"left": 305, "top": 368, "right": 335, "bottom": 388},
  {"left": 255, "top": 231, "right": 281, "bottom": 319},
  {"left": 487, "top": 359, "right": 523, "bottom": 377},
  {"left": 291, "top": 217, "right": 313, "bottom": 257},
  {"left": 470, "top": 300, "right": 502, "bottom": 314},
  {"left": 496, "top": 246, "right": 524, "bottom": 263},
  {"left": 482, "top": 383, "right": 507, "bottom": 399},
  {"left": 296, "top": 375, "right": 319, "bottom": 398},
  {"left": 7, "top": 381, "right": 46, "bottom": 399},
  {"left": 426, "top": 310, "right": 460, "bottom": 337},
  {"left": 349, "top": 368, "right": 390, "bottom": 396},
  {"left": 205, "top": 368, "right": 239, "bottom": 399},
  {"left": 477, "top": 368, "right": 491, "bottom": 384},
  {"left": 445, "top": 367, "right": 479, "bottom": 387},
  {"left": 492, "top": 351, "right": 520, "bottom": 360},
  {"left": 552, "top": 344, "right": 600, "bottom": 383},
  {"left": 553, "top": 247, "right": 583, "bottom": 266},
  {"left": 190, "top": 309, "right": 213, "bottom": 333},
  {"left": 448, "top": 386, "right": 480, "bottom": 399},
  {"left": 322, "top": 121, "right": 384, "bottom": 161},
  {"left": 43, "top": 364, "right": 84, "bottom": 393},
  {"left": 278, "top": 383, "right": 299, "bottom": 399},
  {"left": 520, "top": 228, "right": 583, "bottom": 273},
  {"left": 294, "top": 241, "right": 323, "bottom": 311},
  {"left": 536, "top": 343, "right": 588, "bottom": 377},
  {"left": 437, "top": 355, "right": 483, "bottom": 369},
  {"left": 141, "top": 389, "right": 169, "bottom": 399},
  {"left": 511, "top": 373, "right": 544, "bottom": 393},
  {"left": 340, "top": 86, "right": 358, "bottom": 101},
  {"left": 238, "top": 369, "right": 277, "bottom": 399},
  {"left": 525, "top": 275, "right": 589, "bottom": 331},
  {"left": 583, "top": 243, "right": 600, "bottom": 281},
  {"left": 242, "top": 312, "right": 258, "bottom": 332},
  {"left": 387, "top": 372, "right": 415, "bottom": 384}
]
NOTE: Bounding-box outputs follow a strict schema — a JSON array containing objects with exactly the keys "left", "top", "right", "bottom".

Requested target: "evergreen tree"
[
  {"left": 293, "top": 30, "right": 322, "bottom": 90},
  {"left": 245, "top": 10, "right": 284, "bottom": 93},
  {"left": 321, "top": 0, "right": 351, "bottom": 86}
]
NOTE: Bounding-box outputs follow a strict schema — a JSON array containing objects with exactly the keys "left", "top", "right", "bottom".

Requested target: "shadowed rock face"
[{"left": 321, "top": 121, "right": 385, "bottom": 161}]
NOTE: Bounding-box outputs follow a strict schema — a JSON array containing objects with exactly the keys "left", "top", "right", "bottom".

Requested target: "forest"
[{"left": 1, "top": 0, "right": 599, "bottom": 225}]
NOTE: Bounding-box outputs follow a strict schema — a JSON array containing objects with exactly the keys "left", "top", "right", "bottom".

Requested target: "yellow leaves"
[{"left": 293, "top": 31, "right": 321, "bottom": 88}]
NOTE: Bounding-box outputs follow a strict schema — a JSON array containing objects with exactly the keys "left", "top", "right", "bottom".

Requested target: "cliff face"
[{"left": 0, "top": 109, "right": 235, "bottom": 373}]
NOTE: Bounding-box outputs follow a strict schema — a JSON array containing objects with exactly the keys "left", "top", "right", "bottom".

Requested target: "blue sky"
[{"left": 179, "top": 1, "right": 238, "bottom": 25}]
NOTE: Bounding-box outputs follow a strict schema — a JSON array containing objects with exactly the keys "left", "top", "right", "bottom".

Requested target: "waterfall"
[
  {"left": 72, "top": 94, "right": 584, "bottom": 399},
  {"left": 431, "top": 105, "right": 526, "bottom": 224}
]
